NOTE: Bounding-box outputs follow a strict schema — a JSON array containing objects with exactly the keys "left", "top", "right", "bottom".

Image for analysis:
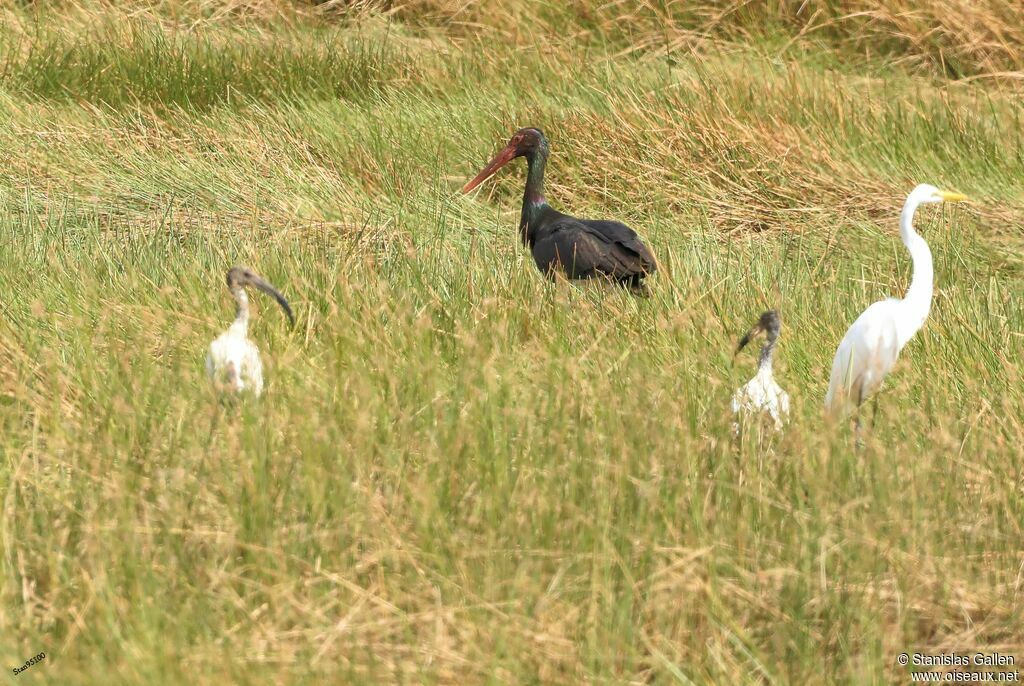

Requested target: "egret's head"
[
  {"left": 736, "top": 309, "right": 781, "bottom": 355},
  {"left": 911, "top": 183, "right": 968, "bottom": 205},
  {"left": 462, "top": 127, "right": 548, "bottom": 193},
  {"left": 226, "top": 266, "right": 295, "bottom": 326}
]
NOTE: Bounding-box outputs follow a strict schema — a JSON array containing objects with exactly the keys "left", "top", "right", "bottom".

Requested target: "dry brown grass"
[
  {"left": 348, "top": 0, "right": 1024, "bottom": 78},
  {"left": 12, "top": 1, "right": 1024, "bottom": 80}
]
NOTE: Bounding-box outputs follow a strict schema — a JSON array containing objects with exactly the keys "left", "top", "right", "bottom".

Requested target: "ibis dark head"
[
  {"left": 736, "top": 309, "right": 781, "bottom": 355},
  {"left": 226, "top": 266, "right": 295, "bottom": 327},
  {"left": 462, "top": 127, "right": 548, "bottom": 193}
]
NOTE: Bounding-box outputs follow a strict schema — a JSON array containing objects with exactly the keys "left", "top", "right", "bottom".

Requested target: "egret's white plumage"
[
  {"left": 206, "top": 266, "right": 294, "bottom": 397},
  {"left": 732, "top": 310, "right": 790, "bottom": 432},
  {"left": 824, "top": 184, "right": 967, "bottom": 420}
]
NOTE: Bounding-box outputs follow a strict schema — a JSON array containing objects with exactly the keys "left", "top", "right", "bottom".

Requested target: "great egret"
[
  {"left": 824, "top": 184, "right": 967, "bottom": 422},
  {"left": 206, "top": 266, "right": 294, "bottom": 396},
  {"left": 732, "top": 309, "right": 790, "bottom": 432}
]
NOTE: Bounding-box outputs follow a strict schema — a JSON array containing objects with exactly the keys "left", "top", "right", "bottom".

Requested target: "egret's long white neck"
[
  {"left": 898, "top": 196, "right": 933, "bottom": 346},
  {"left": 230, "top": 288, "right": 250, "bottom": 335}
]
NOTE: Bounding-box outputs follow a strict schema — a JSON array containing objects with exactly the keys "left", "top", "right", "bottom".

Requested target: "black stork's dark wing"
[{"left": 532, "top": 217, "right": 657, "bottom": 284}]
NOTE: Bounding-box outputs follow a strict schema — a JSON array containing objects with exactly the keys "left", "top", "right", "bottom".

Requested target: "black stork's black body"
[{"left": 462, "top": 128, "right": 656, "bottom": 292}]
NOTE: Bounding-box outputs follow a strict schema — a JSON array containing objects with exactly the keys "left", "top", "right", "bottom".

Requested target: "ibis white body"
[
  {"left": 206, "top": 303, "right": 264, "bottom": 396},
  {"left": 732, "top": 366, "right": 790, "bottom": 431},
  {"left": 824, "top": 184, "right": 966, "bottom": 418}
]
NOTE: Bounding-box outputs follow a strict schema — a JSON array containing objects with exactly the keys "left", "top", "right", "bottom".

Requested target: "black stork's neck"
[{"left": 519, "top": 140, "right": 550, "bottom": 247}]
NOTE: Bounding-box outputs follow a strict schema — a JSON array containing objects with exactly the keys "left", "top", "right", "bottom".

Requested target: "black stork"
[{"left": 462, "top": 127, "right": 657, "bottom": 293}]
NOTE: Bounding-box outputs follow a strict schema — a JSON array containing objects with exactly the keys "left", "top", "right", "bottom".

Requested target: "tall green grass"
[
  {"left": 1, "top": 21, "right": 407, "bottom": 109},
  {"left": 0, "top": 3, "right": 1022, "bottom": 684}
]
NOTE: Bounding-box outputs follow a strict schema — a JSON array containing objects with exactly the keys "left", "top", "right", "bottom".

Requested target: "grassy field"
[{"left": 0, "top": 1, "right": 1022, "bottom": 683}]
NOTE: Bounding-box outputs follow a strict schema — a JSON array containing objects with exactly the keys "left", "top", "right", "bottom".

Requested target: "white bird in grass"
[
  {"left": 732, "top": 309, "right": 790, "bottom": 432},
  {"left": 824, "top": 184, "right": 967, "bottom": 425},
  {"left": 206, "top": 266, "right": 294, "bottom": 397}
]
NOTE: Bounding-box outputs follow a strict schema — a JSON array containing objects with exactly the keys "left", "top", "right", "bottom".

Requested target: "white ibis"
[
  {"left": 824, "top": 184, "right": 967, "bottom": 424},
  {"left": 732, "top": 310, "right": 790, "bottom": 432},
  {"left": 462, "top": 127, "right": 657, "bottom": 293},
  {"left": 206, "top": 266, "right": 294, "bottom": 396}
]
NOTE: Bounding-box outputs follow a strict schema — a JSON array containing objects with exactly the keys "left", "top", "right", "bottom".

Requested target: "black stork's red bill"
[{"left": 462, "top": 127, "right": 657, "bottom": 294}]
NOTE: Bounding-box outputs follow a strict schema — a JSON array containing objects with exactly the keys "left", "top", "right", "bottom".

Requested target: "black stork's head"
[
  {"left": 735, "top": 309, "right": 781, "bottom": 356},
  {"left": 462, "top": 127, "right": 548, "bottom": 193},
  {"left": 226, "top": 266, "right": 296, "bottom": 327}
]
